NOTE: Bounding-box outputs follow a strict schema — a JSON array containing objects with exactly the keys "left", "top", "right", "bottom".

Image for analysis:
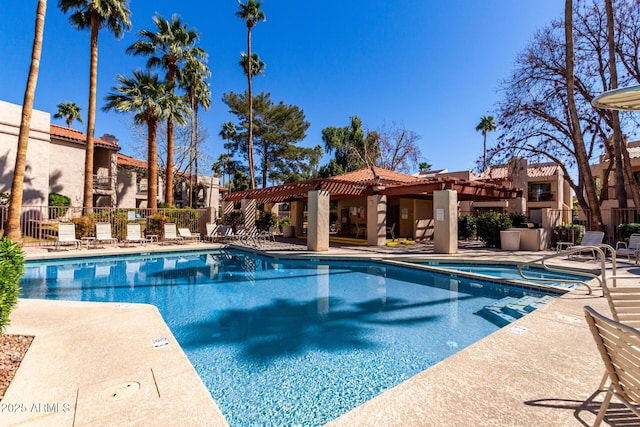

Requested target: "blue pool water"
[
  {"left": 20, "top": 250, "right": 559, "bottom": 426},
  {"left": 419, "top": 262, "right": 591, "bottom": 288}
]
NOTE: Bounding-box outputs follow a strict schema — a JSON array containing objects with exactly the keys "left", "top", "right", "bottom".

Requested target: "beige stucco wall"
[
  {"left": 0, "top": 100, "right": 51, "bottom": 206},
  {"left": 116, "top": 169, "right": 138, "bottom": 209},
  {"left": 49, "top": 139, "right": 86, "bottom": 207},
  {"left": 414, "top": 199, "right": 434, "bottom": 241},
  {"left": 398, "top": 198, "right": 414, "bottom": 238}
]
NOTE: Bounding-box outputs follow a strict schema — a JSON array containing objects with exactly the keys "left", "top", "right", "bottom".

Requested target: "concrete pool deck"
[{"left": 4, "top": 240, "right": 638, "bottom": 426}]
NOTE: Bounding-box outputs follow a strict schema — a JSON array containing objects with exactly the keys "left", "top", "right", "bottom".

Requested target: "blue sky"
[{"left": 1, "top": 1, "right": 564, "bottom": 173}]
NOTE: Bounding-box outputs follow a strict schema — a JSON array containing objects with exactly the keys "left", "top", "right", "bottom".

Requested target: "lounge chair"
[
  {"left": 204, "top": 223, "right": 220, "bottom": 242},
  {"left": 95, "top": 222, "right": 118, "bottom": 247},
  {"left": 616, "top": 234, "right": 640, "bottom": 264},
  {"left": 124, "top": 223, "right": 149, "bottom": 247},
  {"left": 56, "top": 223, "right": 81, "bottom": 250},
  {"left": 584, "top": 306, "right": 640, "bottom": 426},
  {"left": 386, "top": 223, "right": 396, "bottom": 240},
  {"left": 178, "top": 227, "right": 200, "bottom": 243},
  {"left": 568, "top": 231, "right": 605, "bottom": 260},
  {"left": 259, "top": 226, "right": 276, "bottom": 242},
  {"left": 163, "top": 223, "right": 183, "bottom": 244}
]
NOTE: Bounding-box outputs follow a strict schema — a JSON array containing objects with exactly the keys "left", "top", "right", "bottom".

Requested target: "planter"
[
  {"left": 500, "top": 230, "right": 520, "bottom": 251},
  {"left": 282, "top": 225, "right": 295, "bottom": 238}
]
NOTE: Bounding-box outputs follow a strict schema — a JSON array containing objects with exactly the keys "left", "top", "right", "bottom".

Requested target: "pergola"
[
  {"left": 220, "top": 168, "right": 523, "bottom": 252},
  {"left": 222, "top": 176, "right": 522, "bottom": 203}
]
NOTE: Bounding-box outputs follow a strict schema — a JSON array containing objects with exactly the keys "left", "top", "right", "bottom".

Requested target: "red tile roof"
[
  {"left": 50, "top": 124, "right": 120, "bottom": 150},
  {"left": 330, "top": 166, "right": 422, "bottom": 184},
  {"left": 117, "top": 153, "right": 147, "bottom": 169},
  {"left": 482, "top": 163, "right": 559, "bottom": 180}
]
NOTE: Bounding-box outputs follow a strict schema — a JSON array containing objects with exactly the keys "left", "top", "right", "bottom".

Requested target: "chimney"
[{"left": 100, "top": 133, "right": 119, "bottom": 144}]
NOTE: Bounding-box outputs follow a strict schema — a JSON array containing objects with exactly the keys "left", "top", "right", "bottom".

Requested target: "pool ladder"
[{"left": 516, "top": 244, "right": 638, "bottom": 295}]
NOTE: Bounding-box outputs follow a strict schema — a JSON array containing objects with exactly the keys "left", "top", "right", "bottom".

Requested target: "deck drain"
[{"left": 101, "top": 381, "right": 141, "bottom": 401}]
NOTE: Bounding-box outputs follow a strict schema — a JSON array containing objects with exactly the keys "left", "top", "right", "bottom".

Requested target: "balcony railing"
[
  {"left": 93, "top": 175, "right": 114, "bottom": 190},
  {"left": 528, "top": 191, "right": 555, "bottom": 202}
]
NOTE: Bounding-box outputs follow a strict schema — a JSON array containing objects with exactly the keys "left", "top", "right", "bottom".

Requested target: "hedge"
[{"left": 0, "top": 238, "right": 24, "bottom": 333}]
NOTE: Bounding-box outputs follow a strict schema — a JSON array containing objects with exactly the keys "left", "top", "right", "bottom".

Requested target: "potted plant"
[{"left": 279, "top": 217, "right": 294, "bottom": 238}]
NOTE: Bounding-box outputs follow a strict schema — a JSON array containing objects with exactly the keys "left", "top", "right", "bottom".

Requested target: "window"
[{"left": 528, "top": 182, "right": 553, "bottom": 202}]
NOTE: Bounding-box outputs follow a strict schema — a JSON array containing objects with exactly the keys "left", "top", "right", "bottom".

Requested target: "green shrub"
[
  {"left": 509, "top": 212, "right": 528, "bottom": 227},
  {"left": 147, "top": 213, "right": 171, "bottom": 237},
  {"left": 70, "top": 216, "right": 94, "bottom": 238},
  {"left": 223, "top": 211, "right": 244, "bottom": 232},
  {"left": 554, "top": 224, "right": 585, "bottom": 245},
  {"left": 278, "top": 217, "right": 292, "bottom": 233},
  {"left": 619, "top": 223, "right": 640, "bottom": 242},
  {"left": 256, "top": 212, "right": 278, "bottom": 232},
  {"left": 476, "top": 213, "right": 512, "bottom": 248},
  {"left": 48, "top": 193, "right": 71, "bottom": 219},
  {"left": 458, "top": 215, "right": 476, "bottom": 240},
  {"left": 0, "top": 237, "right": 24, "bottom": 333}
]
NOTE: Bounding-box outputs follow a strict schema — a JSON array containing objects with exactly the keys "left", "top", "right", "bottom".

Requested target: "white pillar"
[
  {"left": 308, "top": 190, "right": 330, "bottom": 251},
  {"left": 367, "top": 194, "right": 387, "bottom": 246},
  {"left": 434, "top": 190, "right": 458, "bottom": 254},
  {"left": 241, "top": 199, "right": 256, "bottom": 229}
]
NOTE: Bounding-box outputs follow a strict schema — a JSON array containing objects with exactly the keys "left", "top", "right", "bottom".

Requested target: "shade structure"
[{"left": 592, "top": 85, "right": 640, "bottom": 111}]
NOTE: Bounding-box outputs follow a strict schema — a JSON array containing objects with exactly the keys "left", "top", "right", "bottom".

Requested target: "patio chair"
[
  {"left": 55, "top": 223, "right": 81, "bottom": 250},
  {"left": 204, "top": 223, "right": 220, "bottom": 242},
  {"left": 583, "top": 306, "right": 640, "bottom": 426},
  {"left": 178, "top": 227, "right": 201, "bottom": 243},
  {"left": 163, "top": 223, "right": 183, "bottom": 244},
  {"left": 124, "top": 223, "right": 149, "bottom": 247},
  {"left": 219, "top": 225, "right": 234, "bottom": 242},
  {"left": 386, "top": 223, "right": 396, "bottom": 240},
  {"left": 616, "top": 234, "right": 640, "bottom": 264},
  {"left": 95, "top": 222, "right": 118, "bottom": 247},
  {"left": 259, "top": 226, "right": 276, "bottom": 242},
  {"left": 568, "top": 231, "right": 605, "bottom": 260}
]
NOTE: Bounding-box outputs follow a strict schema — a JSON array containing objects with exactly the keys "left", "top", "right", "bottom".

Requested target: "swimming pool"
[{"left": 20, "top": 250, "right": 560, "bottom": 426}]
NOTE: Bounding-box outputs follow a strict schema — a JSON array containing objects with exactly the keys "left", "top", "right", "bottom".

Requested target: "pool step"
[{"left": 476, "top": 295, "right": 555, "bottom": 327}]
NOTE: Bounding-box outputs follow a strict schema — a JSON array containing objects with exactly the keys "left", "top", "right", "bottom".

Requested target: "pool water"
[{"left": 20, "top": 250, "right": 558, "bottom": 426}]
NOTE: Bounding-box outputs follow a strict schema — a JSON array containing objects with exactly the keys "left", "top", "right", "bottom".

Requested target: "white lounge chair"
[
  {"left": 124, "top": 223, "right": 149, "bottom": 246},
  {"left": 584, "top": 306, "right": 640, "bottom": 426},
  {"left": 56, "top": 223, "right": 81, "bottom": 250},
  {"left": 95, "top": 222, "right": 118, "bottom": 247},
  {"left": 204, "top": 223, "right": 220, "bottom": 242},
  {"left": 178, "top": 227, "right": 201, "bottom": 243},
  {"left": 616, "top": 234, "right": 640, "bottom": 264},
  {"left": 163, "top": 223, "right": 183, "bottom": 244}
]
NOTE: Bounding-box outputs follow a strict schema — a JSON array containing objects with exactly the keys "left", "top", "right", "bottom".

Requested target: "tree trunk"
[
  {"left": 148, "top": 119, "right": 158, "bottom": 210},
  {"left": 565, "top": 0, "right": 604, "bottom": 231},
  {"left": 247, "top": 26, "right": 256, "bottom": 189},
  {"left": 6, "top": 0, "right": 46, "bottom": 243},
  {"left": 482, "top": 130, "right": 487, "bottom": 171},
  {"left": 194, "top": 102, "right": 199, "bottom": 208},
  {"left": 83, "top": 10, "right": 99, "bottom": 211},
  {"left": 165, "top": 66, "right": 177, "bottom": 207}
]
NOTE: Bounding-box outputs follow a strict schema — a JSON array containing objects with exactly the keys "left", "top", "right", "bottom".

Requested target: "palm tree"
[
  {"left": 475, "top": 115, "right": 496, "bottom": 171},
  {"left": 219, "top": 121, "right": 237, "bottom": 190},
  {"left": 58, "top": 0, "right": 131, "bottom": 210},
  {"left": 180, "top": 53, "right": 211, "bottom": 207},
  {"left": 6, "top": 0, "right": 46, "bottom": 243},
  {"left": 236, "top": 0, "right": 266, "bottom": 189},
  {"left": 103, "top": 70, "right": 188, "bottom": 209},
  {"left": 239, "top": 52, "right": 266, "bottom": 79},
  {"left": 53, "top": 101, "right": 83, "bottom": 128},
  {"left": 126, "top": 13, "right": 202, "bottom": 207}
]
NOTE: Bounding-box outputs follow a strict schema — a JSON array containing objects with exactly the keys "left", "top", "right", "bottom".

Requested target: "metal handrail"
[{"left": 517, "top": 244, "right": 616, "bottom": 295}]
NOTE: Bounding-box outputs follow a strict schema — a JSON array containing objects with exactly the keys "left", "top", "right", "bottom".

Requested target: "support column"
[
  {"left": 241, "top": 199, "right": 256, "bottom": 229},
  {"left": 367, "top": 194, "right": 387, "bottom": 246},
  {"left": 291, "top": 201, "right": 304, "bottom": 238},
  {"left": 308, "top": 190, "right": 330, "bottom": 251},
  {"left": 509, "top": 196, "right": 527, "bottom": 216},
  {"left": 434, "top": 190, "right": 458, "bottom": 254}
]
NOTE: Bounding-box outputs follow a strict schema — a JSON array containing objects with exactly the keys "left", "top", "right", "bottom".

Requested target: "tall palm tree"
[
  {"left": 475, "top": 115, "right": 496, "bottom": 171},
  {"left": 239, "top": 52, "right": 265, "bottom": 80},
  {"left": 236, "top": 0, "right": 266, "bottom": 189},
  {"left": 6, "top": 0, "right": 46, "bottom": 243},
  {"left": 103, "top": 70, "right": 188, "bottom": 210},
  {"left": 219, "top": 121, "right": 237, "bottom": 190},
  {"left": 58, "top": 0, "right": 131, "bottom": 210},
  {"left": 53, "top": 101, "right": 83, "bottom": 128},
  {"left": 126, "top": 13, "right": 202, "bottom": 207},
  {"left": 180, "top": 53, "right": 211, "bottom": 207}
]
